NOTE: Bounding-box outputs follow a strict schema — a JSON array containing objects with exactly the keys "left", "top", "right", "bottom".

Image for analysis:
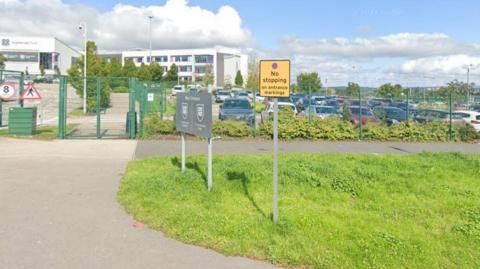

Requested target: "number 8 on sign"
[{"left": 0, "top": 83, "right": 17, "bottom": 100}]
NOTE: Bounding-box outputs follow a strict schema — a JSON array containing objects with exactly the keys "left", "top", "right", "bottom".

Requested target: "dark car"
[
  {"left": 349, "top": 106, "right": 378, "bottom": 126},
  {"left": 219, "top": 98, "right": 255, "bottom": 125},
  {"left": 413, "top": 109, "right": 465, "bottom": 124},
  {"left": 324, "top": 99, "right": 341, "bottom": 111},
  {"left": 374, "top": 106, "right": 407, "bottom": 125}
]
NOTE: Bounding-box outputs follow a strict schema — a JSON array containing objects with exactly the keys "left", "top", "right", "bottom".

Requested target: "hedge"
[{"left": 141, "top": 114, "right": 479, "bottom": 142}]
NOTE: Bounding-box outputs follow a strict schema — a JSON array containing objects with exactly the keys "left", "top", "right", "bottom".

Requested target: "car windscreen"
[
  {"left": 223, "top": 99, "right": 251, "bottom": 109},
  {"left": 315, "top": 107, "right": 336, "bottom": 114},
  {"left": 350, "top": 108, "right": 373, "bottom": 116},
  {"left": 218, "top": 91, "right": 230, "bottom": 95}
]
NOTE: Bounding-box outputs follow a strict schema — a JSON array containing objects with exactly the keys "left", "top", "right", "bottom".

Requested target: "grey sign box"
[{"left": 175, "top": 93, "right": 212, "bottom": 138}]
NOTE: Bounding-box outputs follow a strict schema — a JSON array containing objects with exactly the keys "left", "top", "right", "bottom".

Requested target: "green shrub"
[
  {"left": 213, "top": 120, "right": 251, "bottom": 137},
  {"left": 142, "top": 116, "right": 176, "bottom": 138},
  {"left": 457, "top": 124, "right": 480, "bottom": 142}
]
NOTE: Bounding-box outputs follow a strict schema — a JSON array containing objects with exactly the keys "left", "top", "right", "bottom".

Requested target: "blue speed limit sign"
[{"left": 0, "top": 83, "right": 17, "bottom": 100}]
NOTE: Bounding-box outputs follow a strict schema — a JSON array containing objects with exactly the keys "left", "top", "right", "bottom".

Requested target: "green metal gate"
[{"left": 58, "top": 76, "right": 138, "bottom": 139}]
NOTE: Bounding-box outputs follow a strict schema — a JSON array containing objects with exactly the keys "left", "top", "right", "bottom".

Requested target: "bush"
[
  {"left": 213, "top": 120, "right": 251, "bottom": 137},
  {"left": 142, "top": 116, "right": 176, "bottom": 138},
  {"left": 457, "top": 124, "right": 480, "bottom": 142}
]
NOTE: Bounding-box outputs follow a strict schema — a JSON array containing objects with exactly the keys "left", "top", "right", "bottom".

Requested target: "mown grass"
[
  {"left": 0, "top": 124, "right": 74, "bottom": 139},
  {"left": 118, "top": 153, "right": 480, "bottom": 269}
]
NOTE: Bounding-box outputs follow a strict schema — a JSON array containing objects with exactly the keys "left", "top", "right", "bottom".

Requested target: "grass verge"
[
  {"left": 0, "top": 124, "right": 73, "bottom": 139},
  {"left": 118, "top": 153, "right": 480, "bottom": 269}
]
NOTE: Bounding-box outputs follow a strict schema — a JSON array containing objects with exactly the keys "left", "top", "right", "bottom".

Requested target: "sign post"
[
  {"left": 259, "top": 60, "right": 290, "bottom": 223},
  {"left": 176, "top": 92, "right": 213, "bottom": 190}
]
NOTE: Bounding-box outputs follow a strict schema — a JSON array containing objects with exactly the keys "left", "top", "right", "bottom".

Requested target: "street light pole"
[
  {"left": 148, "top": 16, "right": 153, "bottom": 66},
  {"left": 467, "top": 64, "right": 472, "bottom": 106},
  {"left": 79, "top": 23, "right": 87, "bottom": 114}
]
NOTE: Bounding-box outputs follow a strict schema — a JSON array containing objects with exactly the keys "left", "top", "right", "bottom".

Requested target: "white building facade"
[
  {"left": 0, "top": 36, "right": 81, "bottom": 75},
  {"left": 121, "top": 47, "right": 248, "bottom": 87}
]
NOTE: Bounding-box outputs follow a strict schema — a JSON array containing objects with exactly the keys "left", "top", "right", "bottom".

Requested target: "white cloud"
[
  {"left": 402, "top": 54, "right": 480, "bottom": 74},
  {"left": 0, "top": 0, "right": 252, "bottom": 51},
  {"left": 278, "top": 33, "right": 480, "bottom": 59}
]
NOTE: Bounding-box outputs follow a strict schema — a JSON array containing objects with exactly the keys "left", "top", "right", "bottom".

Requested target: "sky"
[{"left": 2, "top": 0, "right": 480, "bottom": 86}]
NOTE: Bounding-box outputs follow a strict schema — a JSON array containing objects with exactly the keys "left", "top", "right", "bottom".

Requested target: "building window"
[
  {"left": 195, "top": 55, "right": 213, "bottom": 64},
  {"left": 153, "top": 56, "right": 168, "bottom": 62},
  {"left": 172, "top": 55, "right": 191, "bottom": 62},
  {"left": 161, "top": 66, "right": 168, "bottom": 73},
  {"left": 135, "top": 57, "right": 144, "bottom": 63},
  {"left": 195, "top": 66, "right": 206, "bottom": 74},
  {"left": 39, "top": 52, "right": 53, "bottom": 70},
  {"left": 178, "top": 65, "right": 192, "bottom": 72}
]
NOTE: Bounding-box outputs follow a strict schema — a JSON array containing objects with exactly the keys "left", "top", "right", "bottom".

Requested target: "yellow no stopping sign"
[{"left": 259, "top": 60, "right": 290, "bottom": 97}]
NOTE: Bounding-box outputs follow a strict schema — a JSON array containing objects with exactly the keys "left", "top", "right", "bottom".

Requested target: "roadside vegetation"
[
  {"left": 0, "top": 125, "right": 63, "bottom": 139},
  {"left": 118, "top": 152, "right": 480, "bottom": 269},
  {"left": 140, "top": 110, "right": 479, "bottom": 142}
]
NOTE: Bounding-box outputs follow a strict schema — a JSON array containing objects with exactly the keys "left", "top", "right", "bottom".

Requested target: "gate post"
[
  {"left": 58, "top": 76, "right": 66, "bottom": 139},
  {"left": 128, "top": 77, "right": 136, "bottom": 139},
  {"left": 19, "top": 72, "right": 25, "bottom": 108},
  {"left": 96, "top": 77, "right": 101, "bottom": 139}
]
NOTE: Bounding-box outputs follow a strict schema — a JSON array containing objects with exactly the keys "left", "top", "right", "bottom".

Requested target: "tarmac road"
[{"left": 0, "top": 138, "right": 277, "bottom": 269}]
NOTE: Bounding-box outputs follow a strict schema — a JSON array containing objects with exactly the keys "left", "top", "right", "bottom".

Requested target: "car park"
[
  {"left": 215, "top": 90, "right": 231, "bottom": 103},
  {"left": 454, "top": 110, "right": 480, "bottom": 132},
  {"left": 349, "top": 106, "right": 378, "bottom": 126},
  {"left": 261, "top": 102, "right": 298, "bottom": 123},
  {"left": 172, "top": 85, "right": 186, "bottom": 96},
  {"left": 413, "top": 109, "right": 465, "bottom": 124},
  {"left": 219, "top": 98, "right": 255, "bottom": 125},
  {"left": 303, "top": 105, "right": 340, "bottom": 119},
  {"left": 373, "top": 106, "right": 407, "bottom": 125}
]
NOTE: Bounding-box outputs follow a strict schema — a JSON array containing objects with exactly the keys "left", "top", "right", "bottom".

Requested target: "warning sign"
[
  {"left": 21, "top": 83, "right": 42, "bottom": 100},
  {"left": 0, "top": 83, "right": 17, "bottom": 100},
  {"left": 259, "top": 60, "right": 290, "bottom": 97}
]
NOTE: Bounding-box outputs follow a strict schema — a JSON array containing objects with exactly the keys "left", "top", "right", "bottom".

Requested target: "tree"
[
  {"left": 0, "top": 53, "right": 6, "bottom": 70},
  {"left": 122, "top": 59, "right": 137, "bottom": 77},
  {"left": 235, "top": 70, "right": 244, "bottom": 87},
  {"left": 297, "top": 72, "right": 322, "bottom": 92},
  {"left": 39, "top": 64, "right": 45, "bottom": 77},
  {"left": 67, "top": 40, "right": 110, "bottom": 111},
  {"left": 346, "top": 82, "right": 360, "bottom": 96},
  {"left": 137, "top": 63, "right": 152, "bottom": 81},
  {"left": 108, "top": 58, "right": 123, "bottom": 77},
  {"left": 150, "top": 62, "right": 164, "bottom": 82},
  {"left": 435, "top": 80, "right": 474, "bottom": 98},
  {"left": 246, "top": 57, "right": 259, "bottom": 90},
  {"left": 202, "top": 64, "right": 214, "bottom": 86},
  {"left": 164, "top": 63, "right": 178, "bottom": 82},
  {"left": 376, "top": 83, "right": 403, "bottom": 98}
]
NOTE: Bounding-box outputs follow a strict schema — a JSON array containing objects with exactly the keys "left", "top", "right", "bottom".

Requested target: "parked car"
[
  {"left": 324, "top": 99, "right": 341, "bottom": 112},
  {"left": 470, "top": 104, "right": 480, "bottom": 112},
  {"left": 234, "top": 91, "right": 249, "bottom": 99},
  {"left": 368, "top": 98, "right": 392, "bottom": 108},
  {"left": 349, "top": 99, "right": 368, "bottom": 107},
  {"left": 454, "top": 110, "right": 480, "bottom": 132},
  {"left": 373, "top": 106, "right": 407, "bottom": 125},
  {"left": 255, "top": 93, "right": 265, "bottom": 102},
  {"left": 189, "top": 88, "right": 199, "bottom": 94},
  {"left": 171, "top": 85, "right": 185, "bottom": 96},
  {"left": 261, "top": 102, "right": 298, "bottom": 123},
  {"left": 349, "top": 106, "right": 378, "bottom": 126},
  {"left": 219, "top": 98, "right": 255, "bottom": 125},
  {"left": 413, "top": 109, "right": 465, "bottom": 124},
  {"left": 303, "top": 105, "right": 341, "bottom": 119},
  {"left": 215, "top": 90, "right": 231, "bottom": 103}
]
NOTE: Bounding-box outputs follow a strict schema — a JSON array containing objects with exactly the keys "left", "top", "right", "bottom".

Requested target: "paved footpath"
[
  {"left": 136, "top": 139, "right": 480, "bottom": 159},
  {"left": 0, "top": 138, "right": 276, "bottom": 269}
]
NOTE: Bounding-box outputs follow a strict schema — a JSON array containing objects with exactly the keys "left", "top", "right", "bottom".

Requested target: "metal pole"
[
  {"left": 96, "top": 77, "right": 101, "bottom": 139},
  {"left": 308, "top": 85, "right": 312, "bottom": 123},
  {"left": 272, "top": 98, "right": 279, "bottom": 223},
  {"left": 467, "top": 66, "right": 470, "bottom": 106},
  {"left": 358, "top": 86, "right": 362, "bottom": 140},
  {"left": 406, "top": 88, "right": 410, "bottom": 121},
  {"left": 83, "top": 23, "right": 87, "bottom": 114},
  {"left": 207, "top": 137, "right": 213, "bottom": 192},
  {"left": 148, "top": 16, "right": 153, "bottom": 66},
  {"left": 449, "top": 93, "right": 452, "bottom": 141},
  {"left": 252, "top": 87, "right": 257, "bottom": 136},
  {"left": 181, "top": 133, "right": 186, "bottom": 173}
]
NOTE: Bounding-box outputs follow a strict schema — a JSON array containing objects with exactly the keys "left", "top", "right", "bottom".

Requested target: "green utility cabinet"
[{"left": 9, "top": 107, "right": 37, "bottom": 135}]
